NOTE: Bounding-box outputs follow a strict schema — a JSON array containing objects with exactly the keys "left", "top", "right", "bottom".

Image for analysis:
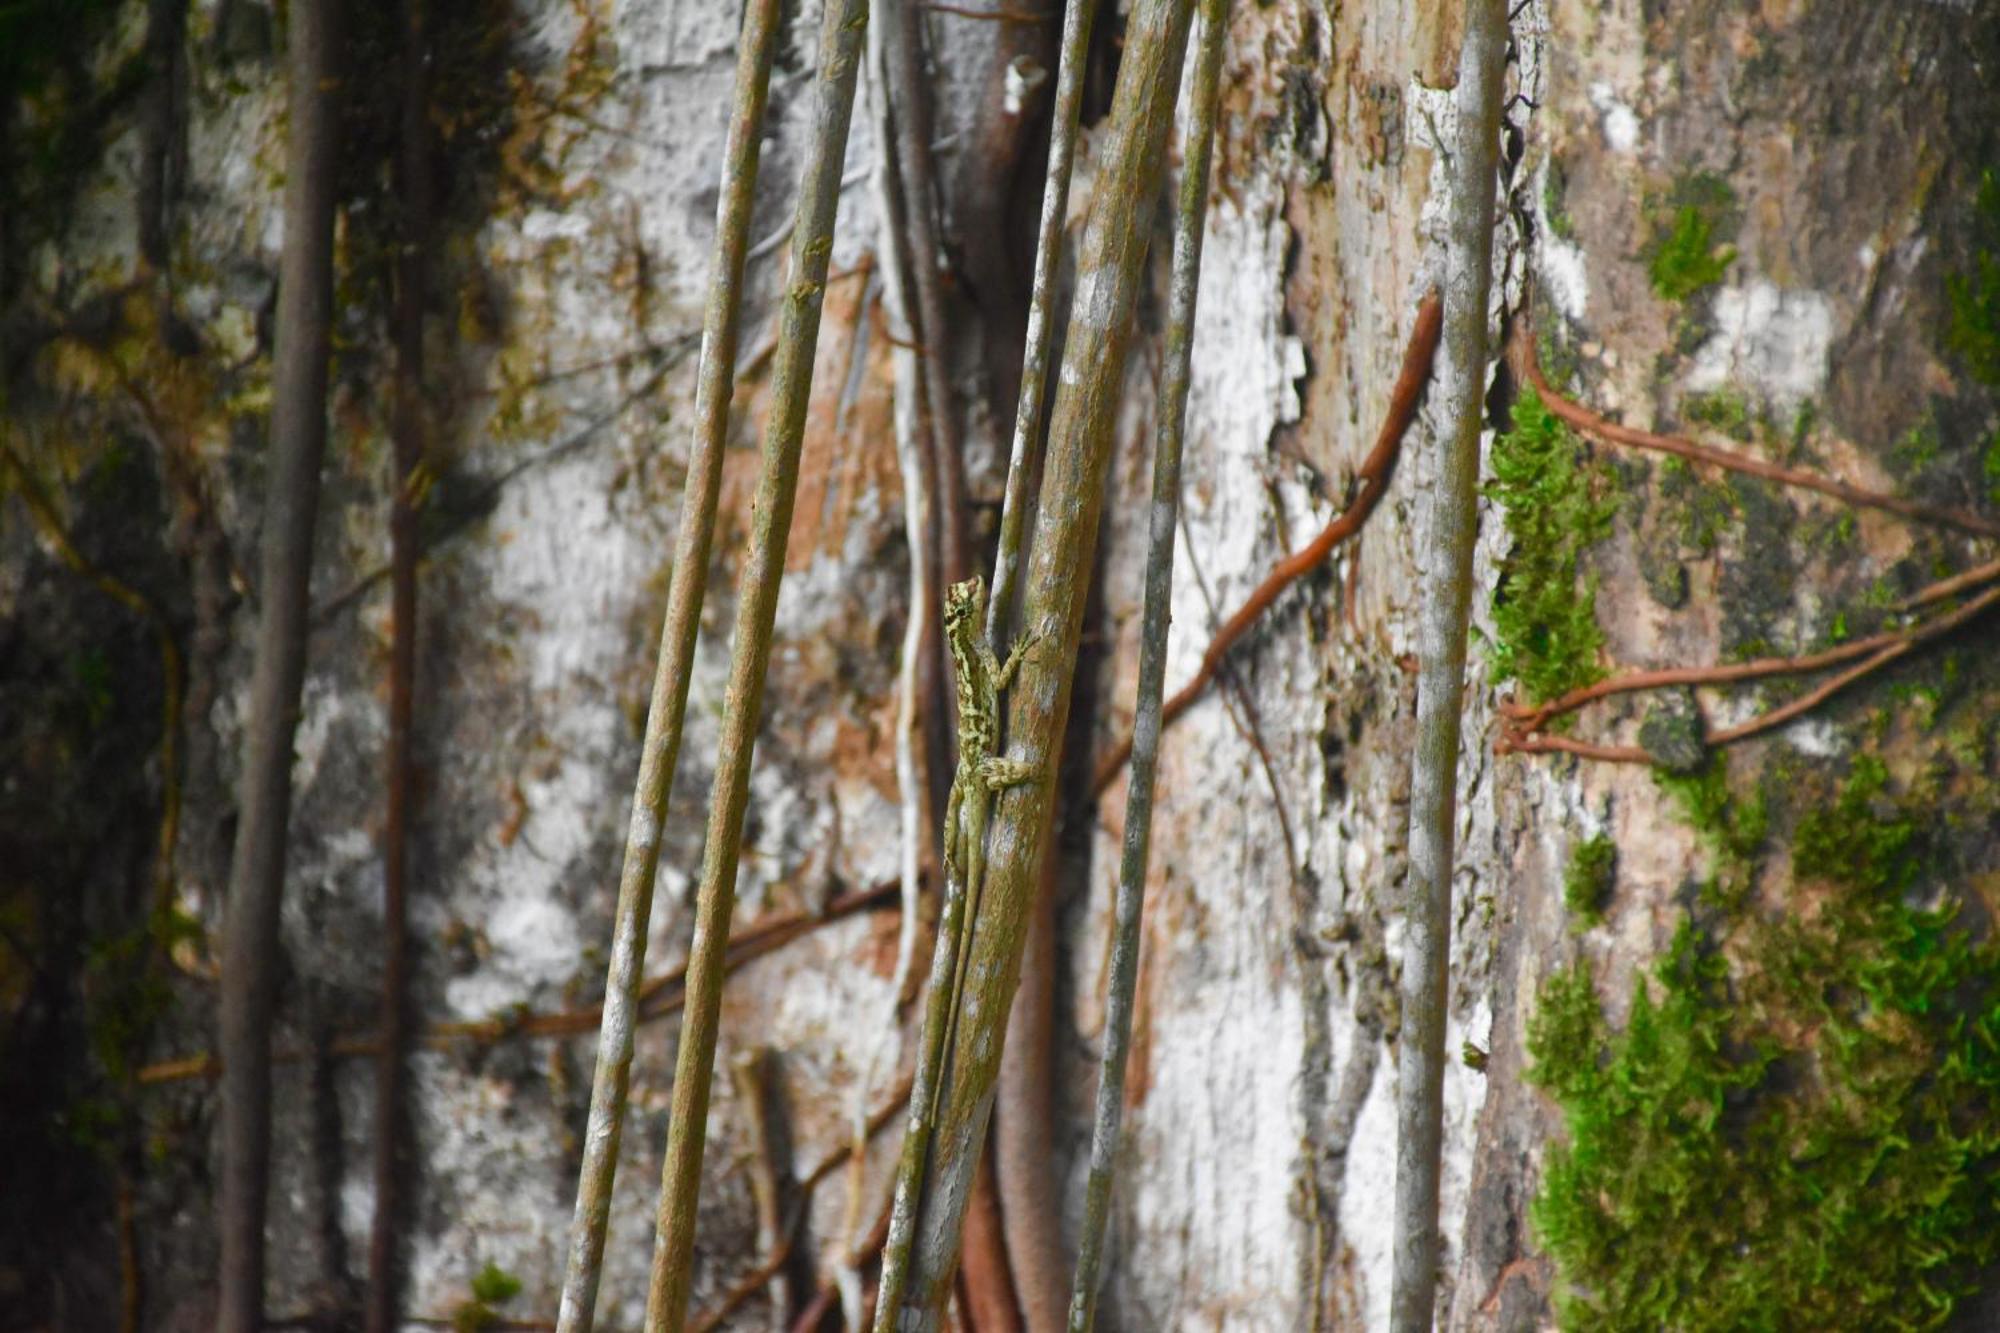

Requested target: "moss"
[
  {"left": 1981, "top": 429, "right": 2000, "bottom": 506},
  {"left": 1646, "top": 173, "right": 1740, "bottom": 304},
  {"left": 1543, "top": 156, "right": 1578, "bottom": 242},
  {"left": 1657, "top": 455, "right": 1737, "bottom": 555},
  {"left": 1890, "top": 413, "right": 1944, "bottom": 481},
  {"left": 1528, "top": 760, "right": 2000, "bottom": 1329},
  {"left": 1715, "top": 475, "right": 1799, "bottom": 659},
  {"left": 1485, "top": 387, "right": 1620, "bottom": 706},
  {"left": 470, "top": 1262, "right": 523, "bottom": 1304},
  {"left": 1650, "top": 204, "right": 1735, "bottom": 302},
  {"left": 1792, "top": 754, "right": 1916, "bottom": 891},
  {"left": 1639, "top": 527, "right": 1689, "bottom": 609},
  {"left": 1563, "top": 834, "right": 1616, "bottom": 926},
  {"left": 453, "top": 1261, "right": 525, "bottom": 1331},
  {"left": 1655, "top": 755, "right": 1767, "bottom": 909},
  {"left": 1682, "top": 388, "right": 1755, "bottom": 442},
  {"left": 1944, "top": 168, "right": 2000, "bottom": 389}
]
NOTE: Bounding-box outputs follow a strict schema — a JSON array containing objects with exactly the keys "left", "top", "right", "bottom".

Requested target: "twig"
[
  {"left": 1501, "top": 583, "right": 2000, "bottom": 763},
  {"left": 1391, "top": 3, "right": 1506, "bottom": 1328},
  {"left": 1090, "top": 290, "right": 1444, "bottom": 796},
  {"left": 744, "top": 159, "right": 883, "bottom": 266},
  {"left": 870, "top": 762, "right": 981, "bottom": 1326},
  {"left": 1894, "top": 555, "right": 2000, "bottom": 612},
  {"left": 714, "top": 1050, "right": 790, "bottom": 1330},
  {"left": 643, "top": 0, "right": 872, "bottom": 1315},
  {"left": 859, "top": 14, "right": 949, "bottom": 1308},
  {"left": 1515, "top": 329, "right": 2000, "bottom": 541},
  {"left": 218, "top": 3, "right": 342, "bottom": 1326},
  {"left": 555, "top": 2, "right": 782, "bottom": 1328},
  {"left": 1500, "top": 625, "right": 1912, "bottom": 736},
  {"left": 986, "top": 0, "right": 1099, "bottom": 642},
  {"left": 884, "top": 0, "right": 971, "bottom": 593},
  {"left": 1066, "top": 0, "right": 1228, "bottom": 1321}
]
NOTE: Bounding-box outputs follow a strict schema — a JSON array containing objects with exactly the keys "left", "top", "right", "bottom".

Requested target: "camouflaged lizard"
[
  {"left": 938, "top": 574, "right": 1042, "bottom": 1063},
  {"left": 874, "top": 574, "right": 1042, "bottom": 1332}
]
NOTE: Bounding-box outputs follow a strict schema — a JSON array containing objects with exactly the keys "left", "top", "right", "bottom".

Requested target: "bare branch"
[
  {"left": 1391, "top": 1, "right": 1508, "bottom": 1327},
  {"left": 554, "top": 0, "right": 782, "bottom": 1325}
]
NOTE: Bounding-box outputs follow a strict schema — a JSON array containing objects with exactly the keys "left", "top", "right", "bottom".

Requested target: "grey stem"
[
  {"left": 1063, "top": 0, "right": 1229, "bottom": 1321},
  {"left": 554, "top": 0, "right": 782, "bottom": 1328},
  {"left": 640, "top": 0, "right": 872, "bottom": 1322},
  {"left": 985, "top": 0, "right": 1098, "bottom": 643},
  {"left": 1389, "top": 0, "right": 1509, "bottom": 1329},
  {"left": 886, "top": 0, "right": 1201, "bottom": 1321},
  {"left": 215, "top": 2, "right": 341, "bottom": 1328}
]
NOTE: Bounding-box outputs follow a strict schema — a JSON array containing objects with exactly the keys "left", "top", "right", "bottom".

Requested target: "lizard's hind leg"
[{"left": 976, "top": 756, "right": 1037, "bottom": 790}]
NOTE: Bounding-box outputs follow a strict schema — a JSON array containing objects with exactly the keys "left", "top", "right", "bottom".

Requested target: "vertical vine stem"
[
  {"left": 883, "top": 0, "right": 1200, "bottom": 1321},
  {"left": 1389, "top": 1, "right": 1508, "bottom": 1329},
  {"left": 882, "top": 0, "right": 970, "bottom": 588},
  {"left": 365, "top": 0, "right": 431, "bottom": 1327},
  {"left": 640, "top": 0, "right": 872, "bottom": 1322},
  {"left": 870, "top": 796, "right": 977, "bottom": 1329},
  {"left": 551, "top": 1, "right": 782, "bottom": 1328},
  {"left": 985, "top": 0, "right": 1098, "bottom": 642},
  {"left": 1063, "top": 0, "right": 1228, "bottom": 1321},
  {"left": 215, "top": 2, "right": 341, "bottom": 1328}
]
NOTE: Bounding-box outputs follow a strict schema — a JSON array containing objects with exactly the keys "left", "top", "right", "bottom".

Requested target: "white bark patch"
[
  {"left": 1686, "top": 279, "right": 1834, "bottom": 412},
  {"left": 1588, "top": 80, "right": 1641, "bottom": 154},
  {"left": 1181, "top": 182, "right": 1306, "bottom": 619},
  {"left": 1533, "top": 160, "right": 1590, "bottom": 321}
]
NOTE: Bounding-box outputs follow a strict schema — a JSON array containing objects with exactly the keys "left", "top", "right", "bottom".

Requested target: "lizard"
[
  {"left": 874, "top": 573, "right": 1043, "bottom": 1332},
  {"left": 938, "top": 573, "right": 1044, "bottom": 1073}
]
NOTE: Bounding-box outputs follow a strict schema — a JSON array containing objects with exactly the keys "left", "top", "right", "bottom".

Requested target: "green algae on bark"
[{"left": 1485, "top": 386, "right": 1618, "bottom": 707}]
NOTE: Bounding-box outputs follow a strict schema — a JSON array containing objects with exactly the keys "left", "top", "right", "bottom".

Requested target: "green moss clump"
[
  {"left": 1562, "top": 834, "right": 1616, "bottom": 925},
  {"left": 1945, "top": 169, "right": 2000, "bottom": 388},
  {"left": 1655, "top": 754, "right": 1766, "bottom": 862},
  {"left": 1649, "top": 205, "right": 1738, "bottom": 304},
  {"left": 1682, "top": 389, "right": 1755, "bottom": 442},
  {"left": 454, "top": 1262, "right": 525, "bottom": 1331},
  {"left": 1650, "top": 204, "right": 1733, "bottom": 301},
  {"left": 1657, "top": 455, "right": 1738, "bottom": 555},
  {"left": 1543, "top": 156, "right": 1578, "bottom": 242},
  {"left": 1486, "top": 387, "right": 1619, "bottom": 706},
  {"left": 1655, "top": 755, "right": 1766, "bottom": 910},
  {"left": 1529, "top": 760, "right": 2000, "bottom": 1331},
  {"left": 1791, "top": 754, "right": 1914, "bottom": 891},
  {"left": 469, "top": 1262, "right": 522, "bottom": 1304}
]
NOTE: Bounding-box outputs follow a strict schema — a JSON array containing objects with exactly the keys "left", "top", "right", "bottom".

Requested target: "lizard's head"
[{"left": 944, "top": 576, "right": 984, "bottom": 632}]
